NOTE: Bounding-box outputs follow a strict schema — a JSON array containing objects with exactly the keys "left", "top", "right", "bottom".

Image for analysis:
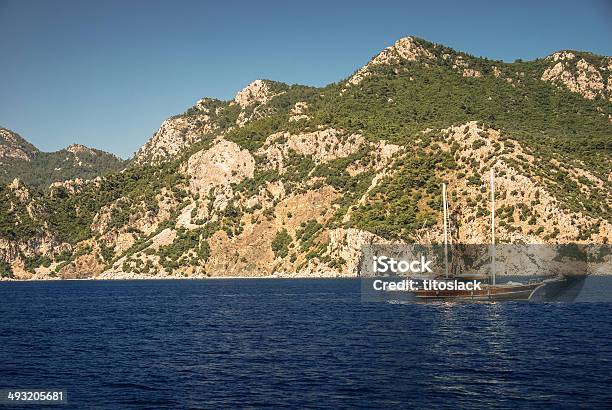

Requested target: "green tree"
[{"left": 271, "top": 229, "right": 292, "bottom": 258}]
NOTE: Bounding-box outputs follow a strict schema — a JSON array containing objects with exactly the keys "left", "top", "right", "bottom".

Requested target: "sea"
[{"left": 1, "top": 278, "right": 611, "bottom": 409}]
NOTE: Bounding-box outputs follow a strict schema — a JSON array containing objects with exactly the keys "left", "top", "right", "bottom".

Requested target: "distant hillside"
[
  {"left": 1, "top": 36, "right": 610, "bottom": 280},
  {"left": 0, "top": 128, "right": 126, "bottom": 189},
  {"left": 0, "top": 127, "right": 39, "bottom": 161}
]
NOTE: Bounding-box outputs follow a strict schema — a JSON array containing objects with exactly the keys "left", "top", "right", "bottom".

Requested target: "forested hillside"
[{"left": 0, "top": 128, "right": 126, "bottom": 189}]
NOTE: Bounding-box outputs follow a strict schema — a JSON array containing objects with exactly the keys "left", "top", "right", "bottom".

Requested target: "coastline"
[
  {"left": 0, "top": 273, "right": 357, "bottom": 282},
  {"left": 2, "top": 273, "right": 611, "bottom": 282}
]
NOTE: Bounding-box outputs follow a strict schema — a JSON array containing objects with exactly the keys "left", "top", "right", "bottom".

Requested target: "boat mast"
[
  {"left": 442, "top": 183, "right": 449, "bottom": 279},
  {"left": 490, "top": 168, "right": 496, "bottom": 286}
]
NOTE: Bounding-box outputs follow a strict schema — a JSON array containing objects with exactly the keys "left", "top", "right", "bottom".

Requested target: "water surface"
[{"left": 1, "top": 279, "right": 610, "bottom": 409}]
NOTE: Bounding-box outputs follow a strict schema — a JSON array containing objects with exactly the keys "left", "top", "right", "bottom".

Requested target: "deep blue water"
[{"left": 0, "top": 279, "right": 611, "bottom": 409}]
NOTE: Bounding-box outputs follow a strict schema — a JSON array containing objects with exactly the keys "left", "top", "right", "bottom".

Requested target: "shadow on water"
[{"left": 530, "top": 276, "right": 587, "bottom": 302}]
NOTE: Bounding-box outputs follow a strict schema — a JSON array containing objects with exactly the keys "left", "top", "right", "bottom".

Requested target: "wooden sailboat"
[{"left": 412, "top": 169, "right": 546, "bottom": 301}]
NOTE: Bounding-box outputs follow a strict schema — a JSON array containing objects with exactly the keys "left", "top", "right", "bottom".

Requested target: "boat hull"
[{"left": 412, "top": 282, "right": 544, "bottom": 301}]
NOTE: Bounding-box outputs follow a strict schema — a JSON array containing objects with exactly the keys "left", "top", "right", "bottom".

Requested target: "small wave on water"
[{"left": 1, "top": 278, "right": 611, "bottom": 409}]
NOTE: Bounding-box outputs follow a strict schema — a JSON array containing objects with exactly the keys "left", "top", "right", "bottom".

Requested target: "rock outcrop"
[
  {"left": 234, "top": 80, "right": 278, "bottom": 108},
  {"left": 134, "top": 114, "right": 217, "bottom": 165},
  {"left": 348, "top": 36, "right": 435, "bottom": 85},
  {"left": 184, "top": 139, "right": 255, "bottom": 196},
  {"left": 541, "top": 52, "right": 612, "bottom": 101},
  {"left": 0, "top": 128, "right": 38, "bottom": 161}
]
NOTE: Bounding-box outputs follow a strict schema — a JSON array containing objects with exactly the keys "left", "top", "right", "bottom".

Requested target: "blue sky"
[{"left": 1, "top": 0, "right": 610, "bottom": 158}]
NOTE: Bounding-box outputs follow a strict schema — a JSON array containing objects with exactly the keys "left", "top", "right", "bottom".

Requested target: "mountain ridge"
[
  {"left": 132, "top": 36, "right": 611, "bottom": 167},
  {"left": 0, "top": 127, "right": 126, "bottom": 189}
]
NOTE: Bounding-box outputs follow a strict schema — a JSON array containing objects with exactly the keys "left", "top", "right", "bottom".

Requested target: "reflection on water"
[{"left": 530, "top": 276, "right": 587, "bottom": 302}]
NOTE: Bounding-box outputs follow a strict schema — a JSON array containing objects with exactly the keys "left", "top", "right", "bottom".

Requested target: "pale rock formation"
[
  {"left": 548, "top": 51, "right": 576, "bottom": 62},
  {"left": 104, "top": 228, "right": 178, "bottom": 277},
  {"left": 176, "top": 202, "right": 199, "bottom": 229},
  {"left": 348, "top": 36, "right": 435, "bottom": 85},
  {"left": 8, "top": 178, "right": 30, "bottom": 202},
  {"left": 342, "top": 141, "right": 403, "bottom": 223},
  {"left": 289, "top": 101, "right": 310, "bottom": 122},
  {"left": 149, "top": 228, "right": 177, "bottom": 250},
  {"left": 0, "top": 128, "right": 37, "bottom": 161},
  {"left": 234, "top": 80, "right": 277, "bottom": 108},
  {"left": 291, "top": 101, "right": 309, "bottom": 115},
  {"left": 235, "top": 111, "right": 250, "bottom": 127},
  {"left": 49, "top": 178, "right": 85, "bottom": 196},
  {"left": 452, "top": 56, "right": 469, "bottom": 69},
  {"left": 134, "top": 114, "right": 217, "bottom": 165},
  {"left": 232, "top": 82, "right": 282, "bottom": 126},
  {"left": 184, "top": 139, "right": 255, "bottom": 196},
  {"left": 347, "top": 140, "right": 401, "bottom": 176},
  {"left": 261, "top": 128, "right": 365, "bottom": 170},
  {"left": 541, "top": 55, "right": 610, "bottom": 100},
  {"left": 195, "top": 98, "right": 213, "bottom": 112},
  {"left": 66, "top": 144, "right": 96, "bottom": 156},
  {"left": 463, "top": 68, "right": 482, "bottom": 78}
]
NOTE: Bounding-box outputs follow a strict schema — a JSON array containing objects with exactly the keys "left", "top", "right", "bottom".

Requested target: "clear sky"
[{"left": 1, "top": 0, "right": 610, "bottom": 159}]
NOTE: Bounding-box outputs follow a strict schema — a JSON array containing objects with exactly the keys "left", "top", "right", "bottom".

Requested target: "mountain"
[
  {"left": 0, "top": 128, "right": 126, "bottom": 189},
  {"left": 1, "top": 36, "right": 610, "bottom": 280},
  {"left": 0, "top": 128, "right": 39, "bottom": 161}
]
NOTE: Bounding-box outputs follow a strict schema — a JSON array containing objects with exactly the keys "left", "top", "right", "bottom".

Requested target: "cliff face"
[{"left": 1, "top": 36, "right": 610, "bottom": 280}]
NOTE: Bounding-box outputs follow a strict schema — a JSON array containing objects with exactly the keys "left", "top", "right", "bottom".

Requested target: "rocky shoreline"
[{"left": 0, "top": 272, "right": 355, "bottom": 281}]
